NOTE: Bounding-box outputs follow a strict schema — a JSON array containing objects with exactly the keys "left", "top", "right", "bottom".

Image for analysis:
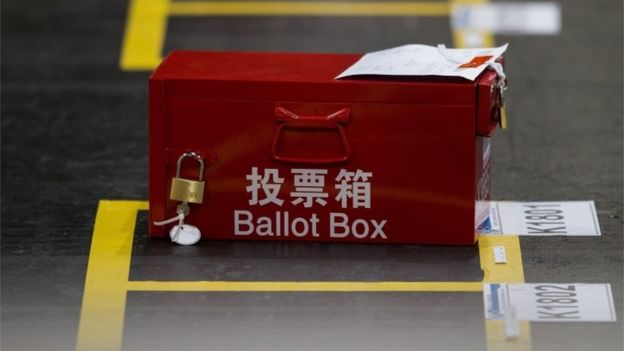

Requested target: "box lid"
[{"left": 151, "top": 51, "right": 479, "bottom": 105}]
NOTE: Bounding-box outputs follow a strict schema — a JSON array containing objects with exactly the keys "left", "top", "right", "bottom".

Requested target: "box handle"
[{"left": 271, "top": 106, "right": 351, "bottom": 164}]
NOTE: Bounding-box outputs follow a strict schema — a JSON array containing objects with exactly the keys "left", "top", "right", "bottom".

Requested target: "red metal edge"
[
  {"left": 148, "top": 76, "right": 167, "bottom": 237},
  {"left": 475, "top": 70, "right": 499, "bottom": 137}
]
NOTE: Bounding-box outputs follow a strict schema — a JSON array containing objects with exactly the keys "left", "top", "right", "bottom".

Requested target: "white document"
[
  {"left": 484, "top": 283, "right": 617, "bottom": 322},
  {"left": 482, "top": 201, "right": 601, "bottom": 236},
  {"left": 335, "top": 44, "right": 508, "bottom": 81},
  {"left": 452, "top": 2, "right": 561, "bottom": 35}
]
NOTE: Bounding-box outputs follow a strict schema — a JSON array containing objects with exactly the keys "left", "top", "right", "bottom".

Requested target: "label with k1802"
[
  {"left": 484, "top": 283, "right": 616, "bottom": 322},
  {"left": 482, "top": 201, "right": 601, "bottom": 236}
]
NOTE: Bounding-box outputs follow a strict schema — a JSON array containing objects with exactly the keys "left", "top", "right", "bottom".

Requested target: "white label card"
[
  {"left": 484, "top": 283, "right": 617, "bottom": 322},
  {"left": 335, "top": 44, "right": 508, "bottom": 81},
  {"left": 451, "top": 2, "right": 561, "bottom": 35},
  {"left": 482, "top": 201, "right": 601, "bottom": 236}
]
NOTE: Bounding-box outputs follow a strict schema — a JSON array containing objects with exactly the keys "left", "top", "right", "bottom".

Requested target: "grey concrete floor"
[{"left": 1, "top": 0, "right": 622, "bottom": 351}]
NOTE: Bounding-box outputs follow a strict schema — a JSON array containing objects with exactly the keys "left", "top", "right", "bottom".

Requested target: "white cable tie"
[
  {"left": 153, "top": 213, "right": 185, "bottom": 226},
  {"left": 488, "top": 61, "right": 506, "bottom": 84}
]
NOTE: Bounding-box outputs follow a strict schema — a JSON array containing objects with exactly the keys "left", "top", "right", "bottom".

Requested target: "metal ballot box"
[{"left": 149, "top": 51, "right": 505, "bottom": 245}]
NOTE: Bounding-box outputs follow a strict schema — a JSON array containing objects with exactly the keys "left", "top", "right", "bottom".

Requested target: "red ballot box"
[{"left": 149, "top": 51, "right": 505, "bottom": 245}]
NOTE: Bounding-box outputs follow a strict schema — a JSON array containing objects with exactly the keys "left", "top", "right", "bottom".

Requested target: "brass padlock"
[{"left": 170, "top": 152, "right": 205, "bottom": 204}]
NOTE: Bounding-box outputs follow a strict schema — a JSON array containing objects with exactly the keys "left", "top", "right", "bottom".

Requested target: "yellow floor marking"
[
  {"left": 169, "top": 1, "right": 450, "bottom": 16},
  {"left": 75, "top": 201, "right": 148, "bottom": 351},
  {"left": 453, "top": 28, "right": 495, "bottom": 48},
  {"left": 120, "top": 0, "right": 495, "bottom": 70},
  {"left": 77, "top": 200, "right": 529, "bottom": 351},
  {"left": 451, "top": 0, "right": 495, "bottom": 48},
  {"left": 480, "top": 236, "right": 532, "bottom": 351},
  {"left": 479, "top": 235, "right": 524, "bottom": 283},
  {"left": 127, "top": 280, "right": 483, "bottom": 292},
  {"left": 464, "top": 0, "right": 528, "bottom": 341},
  {"left": 120, "top": 0, "right": 169, "bottom": 70},
  {"left": 125, "top": 236, "right": 520, "bottom": 293}
]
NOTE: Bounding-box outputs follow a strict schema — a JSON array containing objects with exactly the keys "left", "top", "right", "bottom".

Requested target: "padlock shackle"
[{"left": 175, "top": 151, "right": 205, "bottom": 180}]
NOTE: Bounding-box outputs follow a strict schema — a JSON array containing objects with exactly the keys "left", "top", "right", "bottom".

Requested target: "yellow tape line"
[
  {"left": 75, "top": 201, "right": 148, "bottom": 351},
  {"left": 120, "top": 0, "right": 169, "bottom": 70},
  {"left": 76, "top": 200, "right": 530, "bottom": 351},
  {"left": 125, "top": 236, "right": 524, "bottom": 293},
  {"left": 127, "top": 280, "right": 483, "bottom": 292},
  {"left": 119, "top": 0, "right": 495, "bottom": 70},
  {"left": 169, "top": 1, "right": 450, "bottom": 16},
  {"left": 451, "top": 0, "right": 495, "bottom": 47},
  {"left": 479, "top": 236, "right": 531, "bottom": 351},
  {"left": 479, "top": 235, "right": 525, "bottom": 283},
  {"left": 76, "top": 201, "right": 531, "bottom": 351}
]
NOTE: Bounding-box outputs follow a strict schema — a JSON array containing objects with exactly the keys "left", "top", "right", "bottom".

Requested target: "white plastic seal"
[
  {"left": 154, "top": 203, "right": 202, "bottom": 246},
  {"left": 170, "top": 224, "right": 201, "bottom": 246}
]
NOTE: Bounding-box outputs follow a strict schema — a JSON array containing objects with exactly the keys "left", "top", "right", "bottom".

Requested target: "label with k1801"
[
  {"left": 482, "top": 201, "right": 601, "bottom": 236},
  {"left": 484, "top": 283, "right": 616, "bottom": 322}
]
